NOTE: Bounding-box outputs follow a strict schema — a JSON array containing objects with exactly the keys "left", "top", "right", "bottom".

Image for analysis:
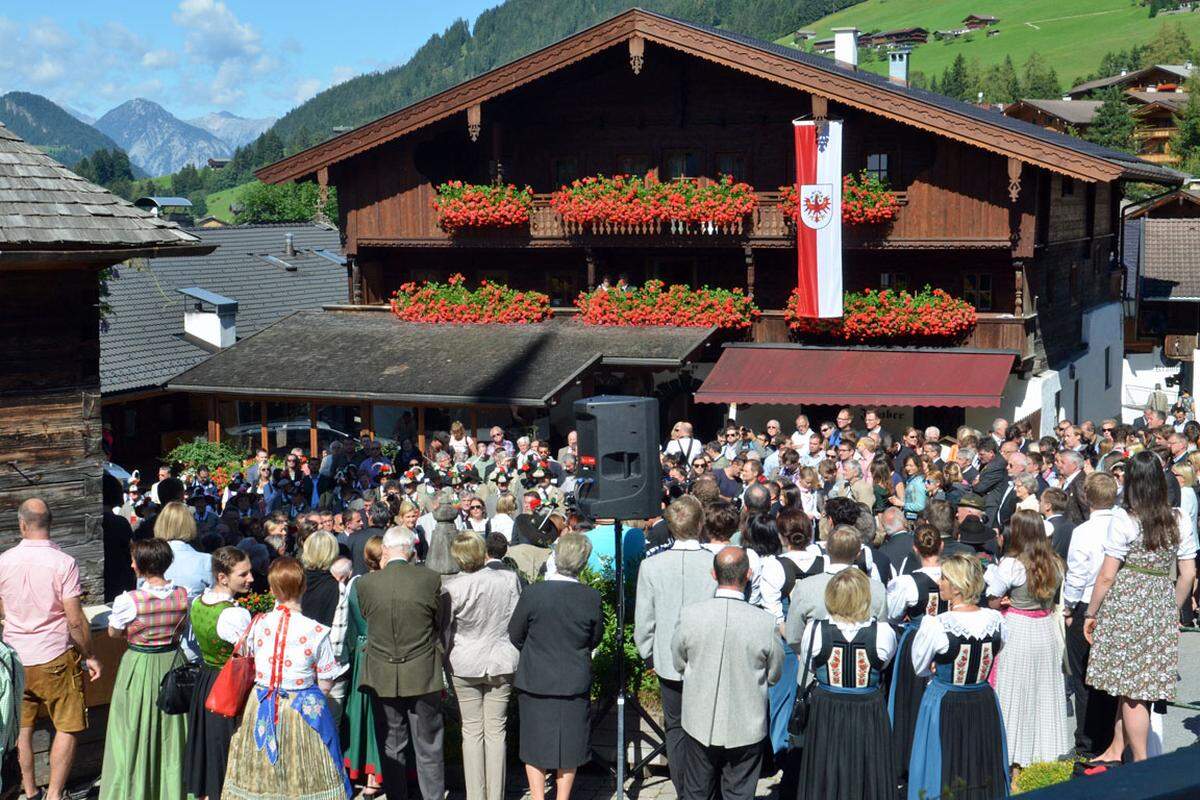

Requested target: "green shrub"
[
  {"left": 580, "top": 560, "right": 655, "bottom": 700},
  {"left": 1014, "top": 760, "right": 1073, "bottom": 793},
  {"left": 164, "top": 438, "right": 248, "bottom": 472}
]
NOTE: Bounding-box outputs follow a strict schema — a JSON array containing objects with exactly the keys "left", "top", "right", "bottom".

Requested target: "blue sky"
[{"left": 0, "top": 0, "right": 501, "bottom": 121}]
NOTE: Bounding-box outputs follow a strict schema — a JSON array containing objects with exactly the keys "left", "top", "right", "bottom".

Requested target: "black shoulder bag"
[
  {"left": 787, "top": 619, "right": 821, "bottom": 748},
  {"left": 158, "top": 613, "right": 200, "bottom": 715}
]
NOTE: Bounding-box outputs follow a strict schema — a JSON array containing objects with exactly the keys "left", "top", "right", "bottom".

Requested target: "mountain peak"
[
  {"left": 188, "top": 110, "right": 277, "bottom": 149},
  {"left": 0, "top": 91, "right": 121, "bottom": 167},
  {"left": 96, "top": 99, "right": 230, "bottom": 175}
]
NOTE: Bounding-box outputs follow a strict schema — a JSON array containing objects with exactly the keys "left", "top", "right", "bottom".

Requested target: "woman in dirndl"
[
  {"left": 796, "top": 567, "right": 898, "bottom": 800},
  {"left": 1083, "top": 450, "right": 1198, "bottom": 769},
  {"left": 185, "top": 546, "right": 253, "bottom": 800},
  {"left": 342, "top": 536, "right": 384, "bottom": 795},
  {"left": 984, "top": 510, "right": 1071, "bottom": 777},
  {"left": 100, "top": 538, "right": 190, "bottom": 800},
  {"left": 223, "top": 557, "right": 351, "bottom": 800},
  {"left": 885, "top": 523, "right": 946, "bottom": 784},
  {"left": 908, "top": 554, "right": 1009, "bottom": 800}
]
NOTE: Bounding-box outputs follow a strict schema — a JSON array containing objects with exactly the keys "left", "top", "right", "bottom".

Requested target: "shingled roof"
[
  {"left": 168, "top": 310, "right": 716, "bottom": 406},
  {"left": 1009, "top": 99, "right": 1103, "bottom": 127},
  {"left": 101, "top": 223, "right": 347, "bottom": 394},
  {"left": 0, "top": 122, "right": 200, "bottom": 252},
  {"left": 1139, "top": 218, "right": 1200, "bottom": 302}
]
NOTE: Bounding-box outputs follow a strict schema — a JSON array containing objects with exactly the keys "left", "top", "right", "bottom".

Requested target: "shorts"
[{"left": 21, "top": 649, "right": 86, "bottom": 732}]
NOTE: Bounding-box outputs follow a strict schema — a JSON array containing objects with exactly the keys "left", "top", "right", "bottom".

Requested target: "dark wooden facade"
[
  {"left": 0, "top": 268, "right": 105, "bottom": 599},
  {"left": 260, "top": 10, "right": 1173, "bottom": 378}
]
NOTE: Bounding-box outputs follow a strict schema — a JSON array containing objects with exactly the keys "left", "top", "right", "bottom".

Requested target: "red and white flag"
[{"left": 792, "top": 118, "right": 843, "bottom": 318}]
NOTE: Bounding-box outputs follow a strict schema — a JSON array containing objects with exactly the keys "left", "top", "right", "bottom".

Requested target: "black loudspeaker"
[{"left": 573, "top": 395, "right": 662, "bottom": 520}]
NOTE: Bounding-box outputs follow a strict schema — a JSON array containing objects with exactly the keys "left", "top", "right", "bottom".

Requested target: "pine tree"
[
  {"left": 1084, "top": 87, "right": 1136, "bottom": 152},
  {"left": 1142, "top": 22, "right": 1194, "bottom": 66},
  {"left": 1171, "top": 82, "right": 1200, "bottom": 172},
  {"left": 939, "top": 55, "right": 971, "bottom": 101},
  {"left": 1022, "top": 53, "right": 1062, "bottom": 98},
  {"left": 978, "top": 56, "right": 1023, "bottom": 103}
]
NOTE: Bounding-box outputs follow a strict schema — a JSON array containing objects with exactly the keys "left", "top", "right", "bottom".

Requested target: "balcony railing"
[
  {"left": 1134, "top": 126, "right": 1176, "bottom": 140},
  {"left": 749, "top": 310, "right": 1036, "bottom": 361},
  {"left": 525, "top": 191, "right": 906, "bottom": 241}
]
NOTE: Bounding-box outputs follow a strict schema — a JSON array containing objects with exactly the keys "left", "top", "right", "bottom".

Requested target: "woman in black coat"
[{"left": 508, "top": 532, "right": 603, "bottom": 800}]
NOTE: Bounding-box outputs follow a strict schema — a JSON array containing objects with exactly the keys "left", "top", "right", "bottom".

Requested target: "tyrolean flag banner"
[{"left": 792, "top": 118, "right": 843, "bottom": 318}]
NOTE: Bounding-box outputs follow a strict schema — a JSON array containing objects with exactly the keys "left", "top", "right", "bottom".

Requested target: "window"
[
  {"left": 617, "top": 154, "right": 651, "bottom": 177},
  {"left": 963, "top": 273, "right": 993, "bottom": 311},
  {"left": 1104, "top": 346, "right": 1112, "bottom": 390},
  {"left": 715, "top": 152, "right": 747, "bottom": 181},
  {"left": 1061, "top": 176, "right": 1074, "bottom": 197},
  {"left": 552, "top": 157, "right": 579, "bottom": 187},
  {"left": 663, "top": 150, "right": 700, "bottom": 180},
  {"left": 880, "top": 272, "right": 909, "bottom": 290},
  {"left": 866, "top": 152, "right": 890, "bottom": 182}
]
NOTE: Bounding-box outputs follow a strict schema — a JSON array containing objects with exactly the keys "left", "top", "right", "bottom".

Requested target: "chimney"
[
  {"left": 888, "top": 47, "right": 912, "bottom": 85},
  {"left": 178, "top": 287, "right": 237, "bottom": 350},
  {"left": 832, "top": 27, "right": 859, "bottom": 68},
  {"left": 284, "top": 232, "right": 295, "bottom": 258}
]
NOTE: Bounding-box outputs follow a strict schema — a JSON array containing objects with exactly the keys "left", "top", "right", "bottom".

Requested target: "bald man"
[{"left": 0, "top": 498, "right": 101, "bottom": 800}]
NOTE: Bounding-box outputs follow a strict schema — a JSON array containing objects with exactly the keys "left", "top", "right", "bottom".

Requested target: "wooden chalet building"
[
  {"left": 173, "top": 10, "right": 1178, "bottom": 445},
  {"left": 0, "top": 122, "right": 210, "bottom": 599}
]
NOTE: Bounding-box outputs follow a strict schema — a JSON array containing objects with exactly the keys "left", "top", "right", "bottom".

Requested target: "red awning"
[{"left": 694, "top": 345, "right": 1016, "bottom": 408}]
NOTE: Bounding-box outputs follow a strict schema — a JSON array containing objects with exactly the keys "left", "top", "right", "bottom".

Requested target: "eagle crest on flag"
[{"left": 800, "top": 184, "right": 833, "bottom": 230}]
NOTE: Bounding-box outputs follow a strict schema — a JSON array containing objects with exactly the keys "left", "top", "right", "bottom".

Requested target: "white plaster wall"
[{"left": 1122, "top": 347, "right": 1182, "bottom": 424}]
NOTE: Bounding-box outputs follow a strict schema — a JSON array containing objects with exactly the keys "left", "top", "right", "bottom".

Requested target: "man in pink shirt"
[{"left": 0, "top": 498, "right": 101, "bottom": 800}]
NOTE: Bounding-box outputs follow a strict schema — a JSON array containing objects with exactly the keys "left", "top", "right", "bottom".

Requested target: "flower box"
[
  {"left": 390, "top": 273, "right": 551, "bottom": 324},
  {"left": 780, "top": 170, "right": 901, "bottom": 226},
  {"left": 432, "top": 181, "right": 533, "bottom": 233},
  {"left": 785, "top": 285, "right": 977, "bottom": 343},
  {"left": 576, "top": 279, "right": 760, "bottom": 329},
  {"left": 550, "top": 174, "right": 757, "bottom": 235}
]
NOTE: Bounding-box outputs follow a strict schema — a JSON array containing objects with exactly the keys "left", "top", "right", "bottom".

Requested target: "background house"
[{"left": 100, "top": 222, "right": 347, "bottom": 476}]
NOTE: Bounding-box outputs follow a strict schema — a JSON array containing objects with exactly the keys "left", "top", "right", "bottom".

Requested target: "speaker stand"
[{"left": 588, "top": 520, "right": 668, "bottom": 795}]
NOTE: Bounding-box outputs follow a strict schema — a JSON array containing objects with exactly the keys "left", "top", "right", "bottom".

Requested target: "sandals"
[{"left": 1075, "top": 758, "right": 1121, "bottom": 777}]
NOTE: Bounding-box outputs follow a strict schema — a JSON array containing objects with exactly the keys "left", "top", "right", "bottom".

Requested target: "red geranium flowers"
[
  {"left": 390, "top": 273, "right": 551, "bottom": 324},
  {"left": 786, "top": 285, "right": 977, "bottom": 343},
  {"left": 780, "top": 170, "right": 901, "bottom": 226},
  {"left": 550, "top": 174, "right": 758, "bottom": 230},
  {"left": 433, "top": 181, "right": 534, "bottom": 233},
  {"left": 576, "top": 280, "right": 760, "bottom": 329}
]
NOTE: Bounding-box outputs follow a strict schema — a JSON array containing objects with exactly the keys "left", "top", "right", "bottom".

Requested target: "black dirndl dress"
[
  {"left": 798, "top": 620, "right": 898, "bottom": 800},
  {"left": 185, "top": 662, "right": 241, "bottom": 799},
  {"left": 889, "top": 570, "right": 947, "bottom": 780},
  {"left": 907, "top": 615, "right": 1009, "bottom": 800}
]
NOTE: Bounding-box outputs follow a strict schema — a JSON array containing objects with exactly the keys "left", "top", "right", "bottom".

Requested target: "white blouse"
[
  {"left": 246, "top": 607, "right": 346, "bottom": 690},
  {"left": 489, "top": 514, "right": 515, "bottom": 541},
  {"left": 884, "top": 566, "right": 942, "bottom": 623},
  {"left": 759, "top": 550, "right": 823, "bottom": 624},
  {"left": 796, "top": 618, "right": 897, "bottom": 677},
  {"left": 196, "top": 589, "right": 252, "bottom": 643},
  {"left": 910, "top": 609, "right": 1006, "bottom": 678},
  {"left": 1103, "top": 507, "right": 1198, "bottom": 561},
  {"left": 110, "top": 582, "right": 180, "bottom": 630},
  {"left": 806, "top": 541, "right": 882, "bottom": 583},
  {"left": 983, "top": 557, "right": 1027, "bottom": 599}
]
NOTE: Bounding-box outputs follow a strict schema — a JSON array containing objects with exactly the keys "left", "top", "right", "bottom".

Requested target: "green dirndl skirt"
[
  {"left": 342, "top": 635, "right": 381, "bottom": 782},
  {"left": 99, "top": 645, "right": 188, "bottom": 800}
]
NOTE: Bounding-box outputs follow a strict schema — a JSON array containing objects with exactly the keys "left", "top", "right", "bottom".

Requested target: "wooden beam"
[
  {"left": 629, "top": 35, "right": 645, "bottom": 74},
  {"left": 743, "top": 245, "right": 756, "bottom": 299},
  {"left": 585, "top": 247, "right": 596, "bottom": 290},
  {"left": 309, "top": 400, "right": 318, "bottom": 457},
  {"left": 417, "top": 406, "right": 426, "bottom": 455},
  {"left": 206, "top": 396, "right": 219, "bottom": 442},
  {"left": 811, "top": 95, "right": 828, "bottom": 120},
  {"left": 467, "top": 104, "right": 482, "bottom": 142},
  {"left": 470, "top": 409, "right": 479, "bottom": 442},
  {"left": 259, "top": 401, "right": 268, "bottom": 452},
  {"left": 363, "top": 402, "right": 374, "bottom": 441},
  {"left": 1007, "top": 158, "right": 1022, "bottom": 203}
]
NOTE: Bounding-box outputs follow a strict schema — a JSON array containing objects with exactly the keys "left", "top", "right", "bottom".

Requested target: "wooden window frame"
[
  {"left": 865, "top": 151, "right": 891, "bottom": 183},
  {"left": 880, "top": 271, "right": 909, "bottom": 290},
  {"left": 662, "top": 149, "right": 702, "bottom": 181},
  {"left": 714, "top": 151, "right": 749, "bottom": 182},
  {"left": 551, "top": 155, "right": 580, "bottom": 188},
  {"left": 963, "top": 272, "right": 994, "bottom": 312},
  {"left": 1061, "top": 176, "right": 1075, "bottom": 197},
  {"left": 616, "top": 153, "right": 652, "bottom": 177}
]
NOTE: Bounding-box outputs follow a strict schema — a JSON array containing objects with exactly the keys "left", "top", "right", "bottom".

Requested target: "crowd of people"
[{"left": 2, "top": 401, "right": 1198, "bottom": 800}]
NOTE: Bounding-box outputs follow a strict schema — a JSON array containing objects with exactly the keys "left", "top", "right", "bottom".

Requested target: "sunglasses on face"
[{"left": 469, "top": 505, "right": 483, "bottom": 510}]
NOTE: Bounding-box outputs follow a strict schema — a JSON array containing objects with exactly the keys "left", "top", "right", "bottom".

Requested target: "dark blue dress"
[
  {"left": 797, "top": 620, "right": 897, "bottom": 800},
  {"left": 908, "top": 615, "right": 1009, "bottom": 800},
  {"left": 889, "top": 570, "right": 947, "bottom": 779}
]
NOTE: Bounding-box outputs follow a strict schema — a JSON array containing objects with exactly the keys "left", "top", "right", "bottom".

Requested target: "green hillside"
[
  {"left": 0, "top": 91, "right": 126, "bottom": 167},
  {"left": 782, "top": 0, "right": 1200, "bottom": 91},
  {"left": 205, "top": 181, "right": 255, "bottom": 222}
]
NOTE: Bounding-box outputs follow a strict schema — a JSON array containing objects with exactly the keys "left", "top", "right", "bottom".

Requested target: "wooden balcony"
[{"left": 749, "top": 310, "right": 1036, "bottom": 362}]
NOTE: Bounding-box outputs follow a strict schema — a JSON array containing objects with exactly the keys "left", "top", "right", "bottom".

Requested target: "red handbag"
[{"left": 205, "top": 613, "right": 259, "bottom": 718}]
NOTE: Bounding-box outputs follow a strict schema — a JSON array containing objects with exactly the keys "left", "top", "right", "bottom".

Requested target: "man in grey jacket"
[
  {"left": 784, "top": 525, "right": 888, "bottom": 652},
  {"left": 633, "top": 495, "right": 716, "bottom": 795},
  {"left": 671, "top": 547, "right": 783, "bottom": 800}
]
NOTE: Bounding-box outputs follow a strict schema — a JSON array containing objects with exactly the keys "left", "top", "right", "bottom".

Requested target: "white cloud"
[
  {"left": 330, "top": 65, "right": 357, "bottom": 86},
  {"left": 172, "top": 0, "right": 261, "bottom": 65},
  {"left": 28, "top": 19, "right": 70, "bottom": 50},
  {"left": 290, "top": 77, "right": 323, "bottom": 104},
  {"left": 141, "top": 50, "right": 174, "bottom": 69}
]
